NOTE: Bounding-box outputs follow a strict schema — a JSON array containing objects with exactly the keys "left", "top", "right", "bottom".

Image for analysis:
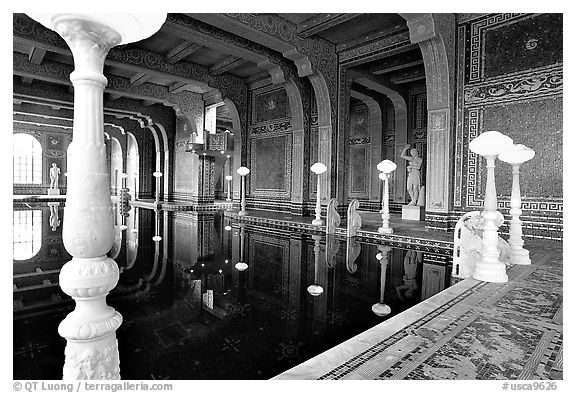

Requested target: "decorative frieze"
[{"left": 339, "top": 32, "right": 411, "bottom": 63}]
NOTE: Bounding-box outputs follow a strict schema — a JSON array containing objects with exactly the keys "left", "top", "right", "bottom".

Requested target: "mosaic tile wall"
[
  {"left": 248, "top": 84, "right": 293, "bottom": 200},
  {"left": 454, "top": 13, "right": 563, "bottom": 239}
]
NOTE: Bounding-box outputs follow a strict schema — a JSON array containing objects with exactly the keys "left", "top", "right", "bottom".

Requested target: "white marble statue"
[
  {"left": 49, "top": 163, "right": 61, "bottom": 189},
  {"left": 400, "top": 145, "right": 423, "bottom": 205},
  {"left": 49, "top": 203, "right": 61, "bottom": 231},
  {"left": 452, "top": 211, "right": 512, "bottom": 279}
]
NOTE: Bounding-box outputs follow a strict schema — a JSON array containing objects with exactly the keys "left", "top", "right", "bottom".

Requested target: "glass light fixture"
[{"left": 235, "top": 262, "right": 248, "bottom": 272}]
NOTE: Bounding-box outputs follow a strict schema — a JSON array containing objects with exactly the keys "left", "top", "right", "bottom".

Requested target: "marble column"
[{"left": 27, "top": 13, "right": 165, "bottom": 380}]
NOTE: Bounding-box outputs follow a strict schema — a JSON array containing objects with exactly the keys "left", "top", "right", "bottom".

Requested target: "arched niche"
[{"left": 399, "top": 13, "right": 456, "bottom": 214}]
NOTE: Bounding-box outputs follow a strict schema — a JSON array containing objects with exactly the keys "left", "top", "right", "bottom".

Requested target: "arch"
[
  {"left": 284, "top": 78, "right": 306, "bottom": 207},
  {"left": 13, "top": 209, "right": 42, "bottom": 260},
  {"left": 353, "top": 76, "right": 409, "bottom": 203},
  {"left": 399, "top": 13, "right": 456, "bottom": 213},
  {"left": 350, "top": 90, "right": 383, "bottom": 202},
  {"left": 126, "top": 132, "right": 139, "bottom": 200},
  {"left": 308, "top": 71, "right": 333, "bottom": 203},
  {"left": 13, "top": 133, "right": 42, "bottom": 185},
  {"left": 148, "top": 123, "right": 170, "bottom": 201}
]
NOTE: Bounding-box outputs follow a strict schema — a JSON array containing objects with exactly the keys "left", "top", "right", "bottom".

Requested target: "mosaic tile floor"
[{"left": 274, "top": 245, "right": 562, "bottom": 380}]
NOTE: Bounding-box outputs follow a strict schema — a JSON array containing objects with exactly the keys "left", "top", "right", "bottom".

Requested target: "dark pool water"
[{"left": 13, "top": 202, "right": 452, "bottom": 380}]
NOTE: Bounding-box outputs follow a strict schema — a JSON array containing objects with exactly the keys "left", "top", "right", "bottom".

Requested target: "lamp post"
[
  {"left": 377, "top": 160, "right": 397, "bottom": 234},
  {"left": 153, "top": 171, "right": 163, "bottom": 203},
  {"left": 310, "top": 162, "right": 328, "bottom": 226},
  {"left": 26, "top": 13, "right": 166, "bottom": 379},
  {"left": 225, "top": 175, "right": 233, "bottom": 201},
  {"left": 237, "top": 166, "right": 250, "bottom": 216},
  {"left": 152, "top": 208, "right": 162, "bottom": 242},
  {"left": 469, "top": 130, "right": 513, "bottom": 283},
  {"left": 307, "top": 234, "right": 324, "bottom": 296},
  {"left": 372, "top": 245, "right": 392, "bottom": 317},
  {"left": 498, "top": 144, "right": 535, "bottom": 265}
]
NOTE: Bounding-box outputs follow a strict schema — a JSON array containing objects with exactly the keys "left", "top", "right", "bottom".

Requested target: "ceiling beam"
[
  {"left": 109, "top": 93, "right": 123, "bottom": 101},
  {"left": 165, "top": 41, "right": 202, "bottom": 64},
  {"left": 28, "top": 47, "right": 47, "bottom": 65},
  {"left": 297, "top": 13, "right": 363, "bottom": 38},
  {"left": 130, "top": 72, "right": 153, "bottom": 86},
  {"left": 142, "top": 100, "right": 156, "bottom": 107},
  {"left": 336, "top": 23, "right": 408, "bottom": 52},
  {"left": 168, "top": 81, "right": 188, "bottom": 94},
  {"left": 373, "top": 59, "right": 424, "bottom": 75},
  {"left": 21, "top": 76, "right": 34, "bottom": 85},
  {"left": 390, "top": 68, "right": 426, "bottom": 84},
  {"left": 210, "top": 56, "right": 247, "bottom": 75}
]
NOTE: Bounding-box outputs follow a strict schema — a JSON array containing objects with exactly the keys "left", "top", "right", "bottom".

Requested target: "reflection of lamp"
[
  {"left": 225, "top": 175, "right": 233, "bottom": 201},
  {"left": 234, "top": 224, "right": 248, "bottom": 271},
  {"left": 224, "top": 225, "right": 232, "bottom": 231},
  {"left": 377, "top": 160, "right": 397, "bottom": 234},
  {"left": 469, "top": 131, "right": 513, "bottom": 283},
  {"left": 307, "top": 235, "right": 324, "bottom": 296},
  {"left": 237, "top": 166, "right": 250, "bottom": 216},
  {"left": 27, "top": 12, "right": 167, "bottom": 380},
  {"left": 498, "top": 144, "right": 535, "bottom": 265},
  {"left": 152, "top": 210, "right": 162, "bottom": 242},
  {"left": 372, "top": 245, "right": 392, "bottom": 316},
  {"left": 310, "top": 162, "right": 328, "bottom": 226}
]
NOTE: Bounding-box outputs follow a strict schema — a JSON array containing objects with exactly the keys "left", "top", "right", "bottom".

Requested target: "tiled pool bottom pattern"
[{"left": 276, "top": 248, "right": 562, "bottom": 380}]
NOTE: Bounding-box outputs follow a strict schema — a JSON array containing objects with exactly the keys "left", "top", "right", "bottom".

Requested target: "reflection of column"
[
  {"left": 225, "top": 175, "right": 233, "bottom": 201},
  {"left": 235, "top": 224, "right": 248, "bottom": 271},
  {"left": 27, "top": 12, "right": 166, "bottom": 379},
  {"left": 307, "top": 235, "right": 324, "bottom": 296},
  {"left": 153, "top": 171, "right": 163, "bottom": 203},
  {"left": 372, "top": 246, "right": 392, "bottom": 316},
  {"left": 469, "top": 131, "right": 513, "bottom": 283}
]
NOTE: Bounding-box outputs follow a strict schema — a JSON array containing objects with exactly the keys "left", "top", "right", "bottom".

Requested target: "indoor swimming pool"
[{"left": 13, "top": 202, "right": 453, "bottom": 379}]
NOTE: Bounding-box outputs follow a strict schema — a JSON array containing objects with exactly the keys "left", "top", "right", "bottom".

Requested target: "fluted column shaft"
[
  {"left": 472, "top": 156, "right": 507, "bottom": 282},
  {"left": 56, "top": 19, "right": 122, "bottom": 380},
  {"left": 378, "top": 174, "right": 393, "bottom": 234},
  {"left": 508, "top": 164, "right": 530, "bottom": 264}
]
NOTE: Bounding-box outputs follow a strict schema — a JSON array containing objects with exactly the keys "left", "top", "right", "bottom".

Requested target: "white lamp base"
[
  {"left": 312, "top": 218, "right": 323, "bottom": 226},
  {"left": 48, "top": 188, "right": 61, "bottom": 195},
  {"left": 372, "top": 303, "right": 391, "bottom": 317},
  {"left": 378, "top": 226, "right": 393, "bottom": 234},
  {"left": 472, "top": 262, "right": 508, "bottom": 283},
  {"left": 238, "top": 210, "right": 248, "bottom": 216},
  {"left": 510, "top": 248, "right": 531, "bottom": 265}
]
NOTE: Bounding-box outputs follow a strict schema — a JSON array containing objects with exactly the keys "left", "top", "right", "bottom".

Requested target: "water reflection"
[{"left": 13, "top": 203, "right": 452, "bottom": 380}]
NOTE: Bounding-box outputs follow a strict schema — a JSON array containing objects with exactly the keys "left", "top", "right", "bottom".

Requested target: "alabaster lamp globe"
[
  {"left": 152, "top": 235, "right": 162, "bottom": 242},
  {"left": 225, "top": 175, "right": 233, "bottom": 181},
  {"left": 153, "top": 171, "right": 163, "bottom": 178},
  {"left": 120, "top": 173, "right": 128, "bottom": 179},
  {"left": 498, "top": 144, "right": 535, "bottom": 164},
  {"left": 237, "top": 166, "right": 250, "bottom": 176},
  {"left": 235, "top": 262, "right": 248, "bottom": 272},
  {"left": 224, "top": 225, "right": 232, "bottom": 231},
  {"left": 310, "top": 162, "right": 328, "bottom": 174},
  {"left": 469, "top": 131, "right": 513, "bottom": 156},
  {"left": 307, "top": 284, "right": 324, "bottom": 296},
  {"left": 28, "top": 13, "right": 167, "bottom": 46},
  {"left": 377, "top": 159, "right": 397, "bottom": 174}
]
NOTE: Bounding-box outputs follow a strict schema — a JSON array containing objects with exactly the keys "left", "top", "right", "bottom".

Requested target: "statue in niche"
[
  {"left": 400, "top": 145, "right": 423, "bottom": 205},
  {"left": 347, "top": 199, "right": 362, "bottom": 237},
  {"left": 452, "top": 211, "right": 511, "bottom": 279},
  {"left": 49, "top": 163, "right": 61, "bottom": 189},
  {"left": 326, "top": 198, "right": 341, "bottom": 235},
  {"left": 396, "top": 250, "right": 423, "bottom": 301}
]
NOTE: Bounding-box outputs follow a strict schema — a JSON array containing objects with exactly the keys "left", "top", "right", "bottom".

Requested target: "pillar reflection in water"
[
  {"left": 26, "top": 13, "right": 166, "bottom": 379},
  {"left": 307, "top": 234, "right": 324, "bottom": 296},
  {"left": 372, "top": 245, "right": 392, "bottom": 317},
  {"left": 235, "top": 223, "right": 248, "bottom": 272}
]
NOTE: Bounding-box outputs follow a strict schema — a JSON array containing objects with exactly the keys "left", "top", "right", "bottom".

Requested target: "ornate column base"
[{"left": 510, "top": 248, "right": 531, "bottom": 265}]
